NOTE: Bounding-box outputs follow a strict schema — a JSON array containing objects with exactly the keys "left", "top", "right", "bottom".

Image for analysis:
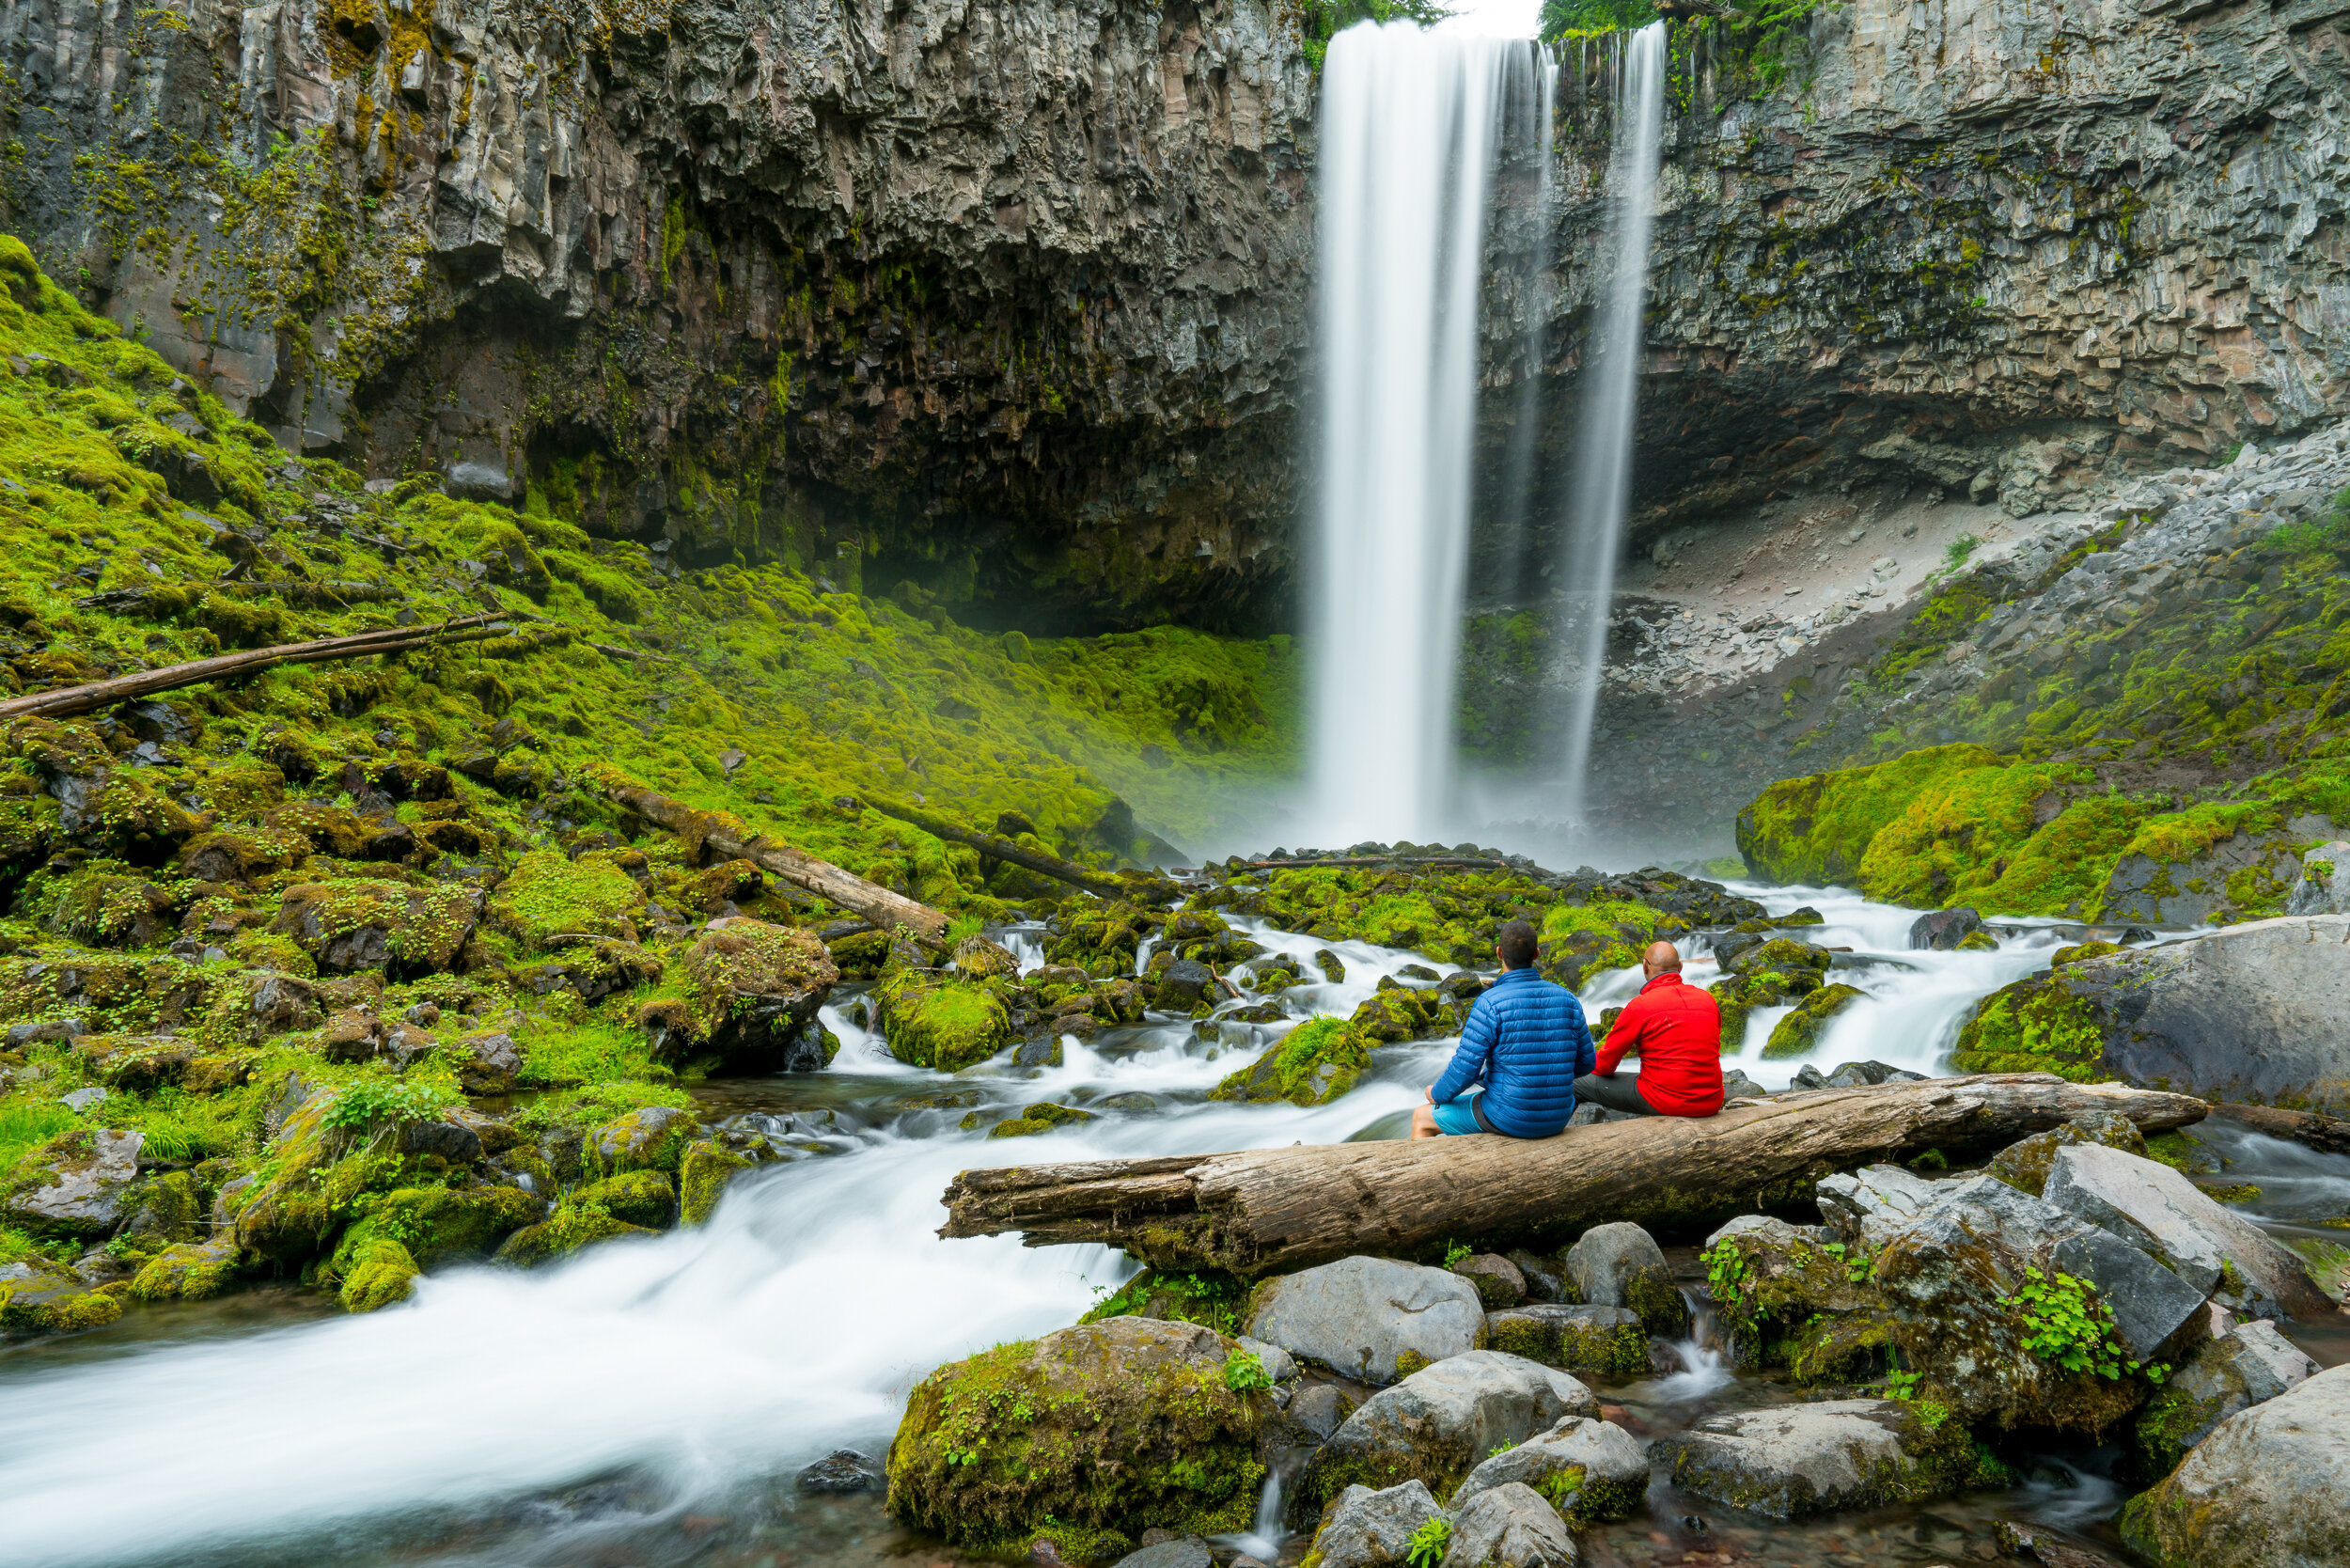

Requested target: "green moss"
[
  {"left": 988, "top": 1102, "right": 1100, "bottom": 1139},
  {"left": 127, "top": 1240, "right": 240, "bottom": 1301},
  {"left": 1210, "top": 1016, "right": 1369, "bottom": 1106},
  {"left": 679, "top": 1138, "right": 753, "bottom": 1226},
  {"left": 574, "top": 1168, "right": 677, "bottom": 1228},
  {"left": 1539, "top": 899, "right": 1669, "bottom": 989},
  {"left": 337, "top": 1234, "right": 419, "bottom": 1311},
  {"left": 1737, "top": 745, "right": 2005, "bottom": 885},
  {"left": 494, "top": 1203, "right": 659, "bottom": 1267},
  {"left": 1950, "top": 973, "right": 2111, "bottom": 1080},
  {"left": 1762, "top": 981, "right": 1865, "bottom": 1058},
  {"left": 489, "top": 850, "right": 645, "bottom": 945},
  {"left": 876, "top": 974, "right": 1012, "bottom": 1071}
]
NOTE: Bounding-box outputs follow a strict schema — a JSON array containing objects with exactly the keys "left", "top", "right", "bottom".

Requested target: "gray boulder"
[
  {"left": 1234, "top": 1334, "right": 1298, "bottom": 1383},
  {"left": 2120, "top": 1363, "right": 2350, "bottom": 1568},
  {"left": 1450, "top": 1416, "right": 1648, "bottom": 1524},
  {"left": 1815, "top": 1163, "right": 1946, "bottom": 1250},
  {"left": 1506, "top": 1248, "right": 1567, "bottom": 1303},
  {"left": 1483, "top": 1304, "right": 1649, "bottom": 1374},
  {"left": 1299, "top": 1352, "right": 1596, "bottom": 1512},
  {"left": 1909, "top": 907, "right": 1984, "bottom": 949},
  {"left": 1562, "top": 1222, "right": 1686, "bottom": 1336},
  {"left": 1246, "top": 1256, "right": 1487, "bottom": 1384},
  {"left": 1453, "top": 1253, "right": 1527, "bottom": 1308},
  {"left": 1305, "top": 1480, "right": 1445, "bottom": 1568},
  {"left": 2048, "top": 1223, "right": 2209, "bottom": 1363},
  {"left": 1287, "top": 1382, "right": 1355, "bottom": 1441},
  {"left": 1111, "top": 1539, "right": 1214, "bottom": 1568},
  {"left": 2044, "top": 1143, "right": 2333, "bottom": 1319},
  {"left": 2, "top": 1128, "right": 144, "bottom": 1239},
  {"left": 1650, "top": 1399, "right": 1975, "bottom": 1521},
  {"left": 2286, "top": 839, "right": 2350, "bottom": 916},
  {"left": 1437, "top": 1482, "right": 1576, "bottom": 1568},
  {"left": 2138, "top": 1319, "right": 2321, "bottom": 1474},
  {"left": 1987, "top": 1109, "right": 2149, "bottom": 1197}
]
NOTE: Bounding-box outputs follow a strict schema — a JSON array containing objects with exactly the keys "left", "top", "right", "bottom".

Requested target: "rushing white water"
[
  {"left": 0, "top": 885, "right": 2312, "bottom": 1567},
  {"left": 1556, "top": 21, "right": 1666, "bottom": 822},
  {"left": 1308, "top": 26, "right": 1527, "bottom": 844}
]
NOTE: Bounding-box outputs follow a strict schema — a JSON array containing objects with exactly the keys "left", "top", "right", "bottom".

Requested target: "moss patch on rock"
[{"left": 875, "top": 974, "right": 1013, "bottom": 1071}]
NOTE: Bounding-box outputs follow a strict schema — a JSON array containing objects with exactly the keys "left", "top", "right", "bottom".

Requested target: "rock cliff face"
[{"left": 0, "top": 0, "right": 1312, "bottom": 629}]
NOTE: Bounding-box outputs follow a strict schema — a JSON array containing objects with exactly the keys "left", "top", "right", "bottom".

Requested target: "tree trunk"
[
  {"left": 939, "top": 1074, "right": 2210, "bottom": 1277},
  {"left": 594, "top": 770, "right": 950, "bottom": 940},
  {"left": 857, "top": 792, "right": 1137, "bottom": 901},
  {"left": 0, "top": 613, "right": 517, "bottom": 721}
]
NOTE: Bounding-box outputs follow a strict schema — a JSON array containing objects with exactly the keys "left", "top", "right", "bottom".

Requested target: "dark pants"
[{"left": 1574, "top": 1073, "right": 1658, "bottom": 1117}]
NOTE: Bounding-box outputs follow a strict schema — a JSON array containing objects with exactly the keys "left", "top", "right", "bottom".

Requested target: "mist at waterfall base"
[
  {"left": 7, "top": 886, "right": 2341, "bottom": 1568},
  {"left": 1302, "top": 23, "right": 1668, "bottom": 858}
]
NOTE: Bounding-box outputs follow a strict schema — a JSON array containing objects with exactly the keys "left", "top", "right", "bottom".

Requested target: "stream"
[{"left": 3, "top": 885, "right": 2343, "bottom": 1568}]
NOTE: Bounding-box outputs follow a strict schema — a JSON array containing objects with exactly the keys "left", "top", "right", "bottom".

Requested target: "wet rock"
[
  {"left": 1313, "top": 949, "right": 1348, "bottom": 982},
  {"left": 2136, "top": 1319, "right": 2321, "bottom": 1476},
  {"left": 2119, "top": 1363, "right": 2350, "bottom": 1568},
  {"left": 1651, "top": 1399, "right": 1980, "bottom": 1520},
  {"left": 2043, "top": 1143, "right": 2333, "bottom": 1319},
  {"left": 127, "top": 1235, "right": 241, "bottom": 1302},
  {"left": 1153, "top": 957, "right": 1215, "bottom": 1011},
  {"left": 575, "top": 1169, "right": 678, "bottom": 1229},
  {"left": 1507, "top": 1249, "right": 1567, "bottom": 1303},
  {"left": 1234, "top": 1335, "right": 1298, "bottom": 1383},
  {"left": 2, "top": 1127, "right": 143, "bottom": 1239},
  {"left": 1303, "top": 1480, "right": 1444, "bottom": 1568},
  {"left": 1297, "top": 1352, "right": 1597, "bottom": 1511},
  {"left": 1762, "top": 983, "right": 1867, "bottom": 1058},
  {"left": 1287, "top": 1382, "right": 1355, "bottom": 1441},
  {"left": 494, "top": 1210, "right": 660, "bottom": 1266},
  {"left": 797, "top": 1448, "right": 884, "bottom": 1493},
  {"left": 1818, "top": 1059, "right": 1927, "bottom": 1088},
  {"left": 1246, "top": 1255, "right": 1487, "bottom": 1384},
  {"left": 953, "top": 934, "right": 1022, "bottom": 979},
  {"left": 874, "top": 973, "right": 1011, "bottom": 1072},
  {"left": 1437, "top": 1482, "right": 1576, "bottom": 1568},
  {"left": 1994, "top": 1521, "right": 2125, "bottom": 1568},
  {"left": 400, "top": 1119, "right": 485, "bottom": 1165},
  {"left": 588, "top": 1105, "right": 698, "bottom": 1173},
  {"left": 1987, "top": 1109, "right": 2149, "bottom": 1196},
  {"left": 1564, "top": 1222, "right": 1687, "bottom": 1337},
  {"left": 1814, "top": 1163, "right": 1945, "bottom": 1249},
  {"left": 665, "top": 918, "right": 839, "bottom": 1070},
  {"left": 1449, "top": 1416, "right": 1648, "bottom": 1524},
  {"left": 1483, "top": 1305, "right": 1649, "bottom": 1374},
  {"left": 1453, "top": 1252, "right": 1526, "bottom": 1308},
  {"left": 1111, "top": 1538, "right": 1214, "bottom": 1568},
  {"left": 1908, "top": 907, "right": 1985, "bottom": 950}
]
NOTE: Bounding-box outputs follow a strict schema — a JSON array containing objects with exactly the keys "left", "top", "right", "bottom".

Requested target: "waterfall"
[
  {"left": 1556, "top": 21, "right": 1666, "bottom": 823},
  {"left": 1308, "top": 25, "right": 1526, "bottom": 845}
]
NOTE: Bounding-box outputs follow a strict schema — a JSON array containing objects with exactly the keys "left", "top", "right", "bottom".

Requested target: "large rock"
[
  {"left": 2043, "top": 1143, "right": 2334, "bottom": 1320},
  {"left": 1483, "top": 1305, "right": 1649, "bottom": 1374},
  {"left": 652, "top": 918, "right": 838, "bottom": 1070},
  {"left": 1954, "top": 916, "right": 2350, "bottom": 1113},
  {"left": 2135, "top": 1319, "right": 2321, "bottom": 1476},
  {"left": 2, "top": 1128, "right": 144, "bottom": 1239},
  {"left": 887, "top": 1316, "right": 1268, "bottom": 1554},
  {"left": 1438, "top": 1482, "right": 1576, "bottom": 1568},
  {"left": 2120, "top": 1364, "right": 2350, "bottom": 1568},
  {"left": 2286, "top": 840, "right": 2350, "bottom": 916},
  {"left": 1246, "top": 1256, "right": 1486, "bottom": 1385},
  {"left": 1814, "top": 1163, "right": 1947, "bottom": 1250},
  {"left": 1651, "top": 1400, "right": 1986, "bottom": 1521},
  {"left": 1296, "top": 1352, "right": 1595, "bottom": 1513},
  {"left": 1304, "top": 1481, "right": 1444, "bottom": 1568},
  {"left": 0, "top": 1256, "right": 123, "bottom": 1334},
  {"left": 1985, "top": 1109, "right": 2148, "bottom": 1197},
  {"left": 1562, "top": 1222, "right": 1687, "bottom": 1337},
  {"left": 1449, "top": 1416, "right": 1648, "bottom": 1525}
]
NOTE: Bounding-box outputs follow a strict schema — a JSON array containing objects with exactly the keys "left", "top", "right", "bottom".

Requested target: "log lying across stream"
[{"left": 939, "top": 1074, "right": 2210, "bottom": 1277}]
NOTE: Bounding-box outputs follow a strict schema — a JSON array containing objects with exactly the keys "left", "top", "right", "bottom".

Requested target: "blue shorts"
[{"left": 1430, "top": 1092, "right": 1486, "bottom": 1135}]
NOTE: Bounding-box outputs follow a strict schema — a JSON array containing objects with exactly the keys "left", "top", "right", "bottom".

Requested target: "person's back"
[
  {"left": 1413, "top": 919, "right": 1595, "bottom": 1139},
  {"left": 1578, "top": 941, "right": 1724, "bottom": 1119}
]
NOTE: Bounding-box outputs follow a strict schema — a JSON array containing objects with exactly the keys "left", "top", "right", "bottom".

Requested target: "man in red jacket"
[{"left": 1574, "top": 941, "right": 1725, "bottom": 1118}]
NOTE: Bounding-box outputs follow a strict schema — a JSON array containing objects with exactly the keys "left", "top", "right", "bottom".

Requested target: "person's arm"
[
  {"left": 1591, "top": 992, "right": 1643, "bottom": 1077},
  {"left": 1571, "top": 997, "right": 1597, "bottom": 1080},
  {"left": 1431, "top": 995, "right": 1496, "bottom": 1104}
]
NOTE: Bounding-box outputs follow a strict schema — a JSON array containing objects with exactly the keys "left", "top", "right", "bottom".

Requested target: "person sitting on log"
[
  {"left": 1411, "top": 918, "right": 1592, "bottom": 1138},
  {"left": 1574, "top": 940, "right": 1725, "bottom": 1119}
]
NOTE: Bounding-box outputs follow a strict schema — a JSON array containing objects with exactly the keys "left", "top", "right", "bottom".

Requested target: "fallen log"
[
  {"left": 0, "top": 612, "right": 515, "bottom": 721},
  {"left": 856, "top": 792, "right": 1133, "bottom": 901},
  {"left": 939, "top": 1074, "right": 2209, "bottom": 1277},
  {"left": 594, "top": 769, "right": 950, "bottom": 941},
  {"left": 2209, "top": 1101, "right": 2350, "bottom": 1155}
]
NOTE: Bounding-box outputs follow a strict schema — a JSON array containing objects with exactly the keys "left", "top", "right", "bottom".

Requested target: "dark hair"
[{"left": 1496, "top": 918, "right": 1538, "bottom": 970}]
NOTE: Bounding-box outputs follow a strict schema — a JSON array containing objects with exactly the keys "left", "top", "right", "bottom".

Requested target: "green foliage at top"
[
  {"left": 1541, "top": 0, "right": 1839, "bottom": 96},
  {"left": 1540, "top": 0, "right": 1653, "bottom": 35},
  {"left": 1292, "top": 0, "right": 1455, "bottom": 70}
]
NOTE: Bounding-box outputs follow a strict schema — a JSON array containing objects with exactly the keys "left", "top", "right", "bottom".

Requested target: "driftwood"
[
  {"left": 2210, "top": 1101, "right": 2350, "bottom": 1155},
  {"left": 596, "top": 771, "right": 950, "bottom": 941},
  {"left": 858, "top": 792, "right": 1132, "bottom": 900},
  {"left": 0, "top": 613, "right": 516, "bottom": 721},
  {"left": 939, "top": 1074, "right": 2210, "bottom": 1277}
]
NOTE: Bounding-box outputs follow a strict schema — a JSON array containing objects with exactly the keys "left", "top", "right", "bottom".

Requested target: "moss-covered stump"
[
  {"left": 876, "top": 974, "right": 1014, "bottom": 1071},
  {"left": 1762, "top": 982, "right": 1866, "bottom": 1059},
  {"left": 886, "top": 1316, "right": 1268, "bottom": 1558},
  {"left": 1210, "top": 1017, "right": 1369, "bottom": 1106}
]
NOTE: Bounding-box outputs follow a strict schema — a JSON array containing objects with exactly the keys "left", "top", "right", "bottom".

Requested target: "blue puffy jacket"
[{"left": 1430, "top": 967, "right": 1594, "bottom": 1137}]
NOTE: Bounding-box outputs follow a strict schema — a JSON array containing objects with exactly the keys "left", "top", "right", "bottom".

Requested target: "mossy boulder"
[
  {"left": 494, "top": 1205, "right": 662, "bottom": 1266},
  {"left": 953, "top": 933, "right": 1021, "bottom": 979},
  {"left": 886, "top": 1315, "right": 1269, "bottom": 1554},
  {"left": 575, "top": 1169, "right": 678, "bottom": 1228},
  {"left": 1950, "top": 969, "right": 2113, "bottom": 1081},
  {"left": 1987, "top": 1109, "right": 2148, "bottom": 1197},
  {"left": 1484, "top": 1304, "right": 1649, "bottom": 1374},
  {"left": 679, "top": 1137, "right": 760, "bottom": 1225},
  {"left": 1762, "top": 982, "right": 1867, "bottom": 1059},
  {"left": 1737, "top": 744, "right": 2007, "bottom": 886},
  {"left": 661, "top": 917, "right": 838, "bottom": 1070},
  {"left": 1537, "top": 900, "right": 1668, "bottom": 991},
  {"left": 488, "top": 849, "right": 647, "bottom": 945},
  {"left": 875, "top": 973, "right": 1013, "bottom": 1071},
  {"left": 588, "top": 1105, "right": 698, "bottom": 1174},
  {"left": 269, "top": 880, "right": 482, "bottom": 976},
  {"left": 988, "top": 1102, "right": 1100, "bottom": 1138},
  {"left": 127, "top": 1236, "right": 242, "bottom": 1302},
  {"left": 0, "top": 1256, "right": 124, "bottom": 1334},
  {"left": 1211, "top": 1017, "right": 1370, "bottom": 1106},
  {"left": 336, "top": 1184, "right": 542, "bottom": 1270},
  {"left": 338, "top": 1236, "right": 422, "bottom": 1311},
  {"left": 1046, "top": 902, "right": 1159, "bottom": 977}
]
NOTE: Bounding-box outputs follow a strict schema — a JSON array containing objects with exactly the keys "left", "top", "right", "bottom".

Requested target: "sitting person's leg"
[
  {"left": 1415, "top": 1093, "right": 1487, "bottom": 1136},
  {"left": 1574, "top": 1073, "right": 1659, "bottom": 1117}
]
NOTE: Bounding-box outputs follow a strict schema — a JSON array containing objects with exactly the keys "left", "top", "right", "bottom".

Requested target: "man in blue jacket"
[{"left": 1410, "top": 918, "right": 1594, "bottom": 1138}]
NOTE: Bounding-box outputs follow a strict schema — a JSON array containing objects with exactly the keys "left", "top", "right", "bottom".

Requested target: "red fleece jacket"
[{"left": 1591, "top": 973, "right": 1725, "bottom": 1117}]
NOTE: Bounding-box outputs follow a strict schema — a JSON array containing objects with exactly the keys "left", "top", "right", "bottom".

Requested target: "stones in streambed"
[
  {"left": 1440, "top": 1482, "right": 1578, "bottom": 1568},
  {"left": 1986, "top": 1108, "right": 2147, "bottom": 1196},
  {"left": 1788, "top": 1059, "right": 1927, "bottom": 1090},
  {"left": 874, "top": 972, "right": 1013, "bottom": 1072},
  {"left": 1294, "top": 1352, "right": 1597, "bottom": 1513},
  {"left": 1302, "top": 1480, "right": 1445, "bottom": 1568},
  {"left": 1451, "top": 1252, "right": 1526, "bottom": 1308},
  {"left": 1449, "top": 1415, "right": 1648, "bottom": 1525},
  {"left": 2119, "top": 1363, "right": 2350, "bottom": 1568},
  {"left": 1953, "top": 914, "right": 2350, "bottom": 1114},
  {"left": 798, "top": 1448, "right": 884, "bottom": 1493},
  {"left": 1651, "top": 1399, "right": 1996, "bottom": 1521},
  {"left": 1211, "top": 1016, "right": 1369, "bottom": 1107},
  {"left": 2135, "top": 1318, "right": 2319, "bottom": 1476},
  {"left": 1564, "top": 1222, "right": 1688, "bottom": 1338},
  {"left": 1484, "top": 1304, "right": 1648, "bottom": 1373},
  {"left": 1908, "top": 906, "right": 1986, "bottom": 950},
  {"left": 886, "top": 1316, "right": 1271, "bottom": 1558},
  {"left": 1111, "top": 1537, "right": 1214, "bottom": 1568},
  {"left": 1246, "top": 1256, "right": 1487, "bottom": 1385},
  {"left": 984, "top": 1102, "right": 1099, "bottom": 1138},
  {"left": 1761, "top": 983, "right": 1866, "bottom": 1058}
]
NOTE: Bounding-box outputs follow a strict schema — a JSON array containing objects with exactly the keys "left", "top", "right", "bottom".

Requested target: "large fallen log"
[
  {"left": 856, "top": 792, "right": 1133, "bottom": 901},
  {"left": 0, "top": 612, "right": 517, "bottom": 721},
  {"left": 939, "top": 1074, "right": 2209, "bottom": 1277},
  {"left": 593, "top": 769, "right": 949, "bottom": 941}
]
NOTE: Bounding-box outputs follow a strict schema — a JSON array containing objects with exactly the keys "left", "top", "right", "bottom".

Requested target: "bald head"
[{"left": 1641, "top": 941, "right": 1683, "bottom": 978}]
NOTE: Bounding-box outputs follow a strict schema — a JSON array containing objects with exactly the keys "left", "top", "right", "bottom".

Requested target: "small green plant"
[
  {"left": 321, "top": 1075, "right": 460, "bottom": 1132},
  {"left": 1404, "top": 1514, "right": 1452, "bottom": 1568},
  {"left": 1444, "top": 1237, "right": 1473, "bottom": 1269},
  {"left": 1883, "top": 1368, "right": 1922, "bottom": 1400},
  {"left": 2014, "top": 1266, "right": 2141, "bottom": 1380},
  {"left": 1224, "top": 1349, "right": 1273, "bottom": 1393},
  {"left": 1943, "top": 533, "right": 1982, "bottom": 572}
]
